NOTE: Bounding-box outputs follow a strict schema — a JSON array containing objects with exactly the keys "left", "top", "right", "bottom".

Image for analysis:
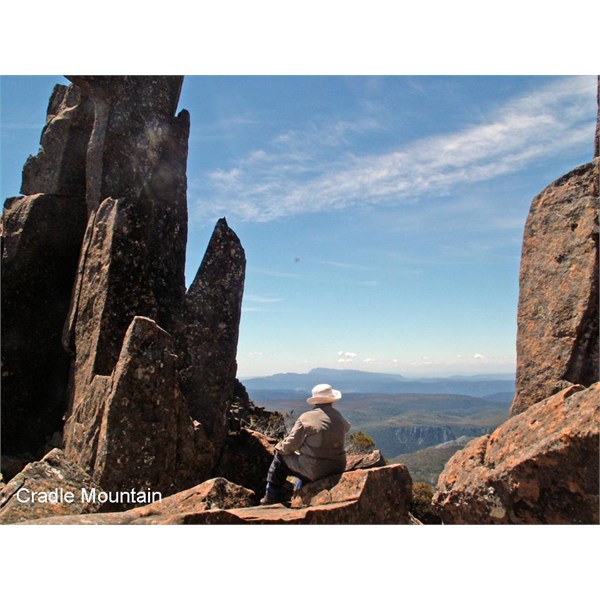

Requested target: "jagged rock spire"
[
  {"left": 178, "top": 218, "right": 246, "bottom": 454},
  {"left": 3, "top": 77, "right": 248, "bottom": 501},
  {"left": 595, "top": 75, "right": 599, "bottom": 158}
]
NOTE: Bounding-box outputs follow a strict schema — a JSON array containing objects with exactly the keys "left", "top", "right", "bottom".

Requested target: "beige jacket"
[{"left": 276, "top": 404, "right": 351, "bottom": 482}]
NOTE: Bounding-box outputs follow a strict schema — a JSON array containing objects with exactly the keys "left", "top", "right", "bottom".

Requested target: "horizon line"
[{"left": 239, "top": 366, "right": 516, "bottom": 381}]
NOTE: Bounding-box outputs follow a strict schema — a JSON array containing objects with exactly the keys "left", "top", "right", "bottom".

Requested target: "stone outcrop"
[
  {"left": 42, "top": 77, "right": 203, "bottom": 499},
  {"left": 511, "top": 160, "right": 599, "bottom": 415},
  {"left": 178, "top": 218, "right": 246, "bottom": 454},
  {"left": 345, "top": 449, "right": 386, "bottom": 470},
  {"left": 63, "top": 317, "right": 213, "bottom": 504},
  {"left": 66, "top": 76, "right": 185, "bottom": 214},
  {"left": 20, "top": 477, "right": 255, "bottom": 525},
  {"left": 1, "top": 193, "right": 88, "bottom": 454},
  {"left": 23, "top": 464, "right": 413, "bottom": 525},
  {"left": 511, "top": 78, "right": 600, "bottom": 416},
  {"left": 432, "top": 87, "right": 600, "bottom": 525},
  {"left": 215, "top": 428, "right": 277, "bottom": 497},
  {"left": 0, "top": 449, "right": 104, "bottom": 524},
  {"left": 595, "top": 76, "right": 599, "bottom": 159},
  {"left": 21, "top": 84, "right": 94, "bottom": 197},
  {"left": 63, "top": 76, "right": 189, "bottom": 402},
  {"left": 433, "top": 384, "right": 600, "bottom": 524},
  {"left": 2, "top": 76, "right": 251, "bottom": 505}
]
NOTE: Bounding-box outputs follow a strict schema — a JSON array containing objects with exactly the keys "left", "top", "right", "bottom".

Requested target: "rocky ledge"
[
  {"left": 433, "top": 383, "right": 600, "bottom": 524},
  {"left": 19, "top": 463, "right": 413, "bottom": 525}
]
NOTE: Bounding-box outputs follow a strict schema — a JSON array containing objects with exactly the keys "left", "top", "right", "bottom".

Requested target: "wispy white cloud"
[
  {"left": 245, "top": 294, "right": 283, "bottom": 303},
  {"left": 189, "top": 114, "right": 261, "bottom": 142},
  {"left": 337, "top": 350, "right": 358, "bottom": 363},
  {"left": 192, "top": 77, "right": 597, "bottom": 223}
]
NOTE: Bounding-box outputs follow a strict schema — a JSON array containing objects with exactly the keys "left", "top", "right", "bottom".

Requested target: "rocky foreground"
[
  {"left": 1, "top": 459, "right": 413, "bottom": 525},
  {"left": 2, "top": 76, "right": 599, "bottom": 526},
  {"left": 433, "top": 384, "right": 599, "bottom": 524}
]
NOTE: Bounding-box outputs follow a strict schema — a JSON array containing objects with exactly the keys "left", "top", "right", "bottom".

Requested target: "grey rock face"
[
  {"left": 1, "top": 193, "right": 87, "bottom": 454},
  {"left": 178, "top": 218, "right": 246, "bottom": 453},
  {"left": 3, "top": 76, "right": 251, "bottom": 502},
  {"left": 21, "top": 84, "right": 94, "bottom": 197},
  {"left": 64, "top": 317, "right": 213, "bottom": 503},
  {"left": 65, "top": 76, "right": 185, "bottom": 213},
  {"left": 0, "top": 449, "right": 104, "bottom": 524}
]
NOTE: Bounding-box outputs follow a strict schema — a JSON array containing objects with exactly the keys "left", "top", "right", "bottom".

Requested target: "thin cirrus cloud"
[
  {"left": 242, "top": 293, "right": 283, "bottom": 313},
  {"left": 192, "top": 77, "right": 596, "bottom": 223},
  {"left": 244, "top": 294, "right": 283, "bottom": 303}
]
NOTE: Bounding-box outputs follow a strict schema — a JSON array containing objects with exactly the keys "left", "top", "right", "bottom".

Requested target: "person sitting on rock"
[{"left": 260, "top": 383, "right": 351, "bottom": 505}]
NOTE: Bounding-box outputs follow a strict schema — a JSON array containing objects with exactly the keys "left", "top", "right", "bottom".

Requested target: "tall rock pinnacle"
[
  {"left": 510, "top": 78, "right": 599, "bottom": 416},
  {"left": 178, "top": 218, "right": 246, "bottom": 458},
  {"left": 3, "top": 77, "right": 247, "bottom": 499},
  {"left": 595, "top": 76, "right": 599, "bottom": 158}
]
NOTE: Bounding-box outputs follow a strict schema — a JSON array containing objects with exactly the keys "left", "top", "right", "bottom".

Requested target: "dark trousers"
[{"left": 266, "top": 452, "right": 305, "bottom": 490}]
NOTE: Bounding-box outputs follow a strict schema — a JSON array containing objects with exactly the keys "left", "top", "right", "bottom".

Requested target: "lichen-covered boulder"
[
  {"left": 433, "top": 384, "right": 600, "bottom": 524},
  {"left": 64, "top": 316, "right": 213, "bottom": 504},
  {"left": 511, "top": 159, "right": 599, "bottom": 415},
  {"left": 0, "top": 449, "right": 104, "bottom": 524},
  {"left": 22, "top": 477, "right": 256, "bottom": 525}
]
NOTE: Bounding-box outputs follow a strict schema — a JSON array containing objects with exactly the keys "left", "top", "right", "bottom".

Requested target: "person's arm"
[{"left": 275, "top": 418, "right": 307, "bottom": 455}]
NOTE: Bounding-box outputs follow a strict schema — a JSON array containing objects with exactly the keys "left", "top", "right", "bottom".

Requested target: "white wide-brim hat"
[{"left": 307, "top": 383, "right": 342, "bottom": 405}]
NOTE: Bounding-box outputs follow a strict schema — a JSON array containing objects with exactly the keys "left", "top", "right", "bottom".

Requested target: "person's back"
[
  {"left": 284, "top": 403, "right": 349, "bottom": 480},
  {"left": 261, "top": 383, "right": 351, "bottom": 504}
]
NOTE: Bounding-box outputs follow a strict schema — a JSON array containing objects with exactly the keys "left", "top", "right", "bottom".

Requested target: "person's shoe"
[
  {"left": 259, "top": 494, "right": 280, "bottom": 505},
  {"left": 259, "top": 483, "right": 282, "bottom": 505}
]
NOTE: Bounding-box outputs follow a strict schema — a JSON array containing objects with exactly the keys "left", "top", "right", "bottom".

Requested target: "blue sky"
[{"left": 1, "top": 75, "right": 597, "bottom": 377}]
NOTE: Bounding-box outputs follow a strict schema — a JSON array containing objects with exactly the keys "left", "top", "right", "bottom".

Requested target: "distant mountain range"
[
  {"left": 242, "top": 367, "right": 515, "bottom": 401},
  {"left": 252, "top": 390, "right": 510, "bottom": 458},
  {"left": 242, "top": 368, "right": 513, "bottom": 460}
]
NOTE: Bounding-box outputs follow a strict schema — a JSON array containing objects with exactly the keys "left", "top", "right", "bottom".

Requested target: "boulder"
[
  {"left": 22, "top": 477, "right": 255, "bottom": 525},
  {"left": 433, "top": 383, "right": 600, "bottom": 524},
  {"left": 345, "top": 450, "right": 386, "bottom": 471},
  {"left": 64, "top": 195, "right": 186, "bottom": 400},
  {"left": 24, "top": 465, "right": 413, "bottom": 525},
  {"left": 226, "top": 463, "right": 413, "bottom": 524},
  {"left": 63, "top": 316, "right": 213, "bottom": 504},
  {"left": 0, "top": 449, "right": 103, "bottom": 524},
  {"left": 511, "top": 159, "right": 599, "bottom": 415},
  {"left": 1, "top": 193, "right": 87, "bottom": 454},
  {"left": 214, "top": 428, "right": 277, "bottom": 497}
]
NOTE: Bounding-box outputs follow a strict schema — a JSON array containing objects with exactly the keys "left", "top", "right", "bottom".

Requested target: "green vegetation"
[
  {"left": 346, "top": 430, "right": 376, "bottom": 454},
  {"left": 410, "top": 482, "right": 442, "bottom": 524},
  {"left": 257, "top": 392, "right": 508, "bottom": 457},
  {"left": 392, "top": 437, "right": 474, "bottom": 485}
]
